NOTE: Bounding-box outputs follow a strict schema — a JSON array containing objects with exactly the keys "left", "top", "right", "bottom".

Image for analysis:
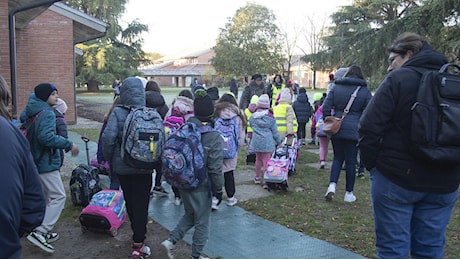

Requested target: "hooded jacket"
[
  {"left": 24, "top": 96, "right": 73, "bottom": 173},
  {"left": 145, "top": 90, "right": 169, "bottom": 119},
  {"left": 358, "top": 43, "right": 460, "bottom": 193},
  {"left": 102, "top": 77, "right": 153, "bottom": 175},
  {"left": 249, "top": 109, "right": 282, "bottom": 153},
  {"left": 322, "top": 76, "right": 372, "bottom": 141},
  {"left": 292, "top": 92, "right": 313, "bottom": 123}
]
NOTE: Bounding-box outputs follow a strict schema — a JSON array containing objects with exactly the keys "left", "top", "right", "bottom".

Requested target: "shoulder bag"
[{"left": 323, "top": 86, "right": 361, "bottom": 135}]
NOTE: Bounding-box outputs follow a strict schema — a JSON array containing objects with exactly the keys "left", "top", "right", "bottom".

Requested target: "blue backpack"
[
  {"left": 214, "top": 116, "right": 239, "bottom": 159},
  {"left": 161, "top": 122, "right": 212, "bottom": 190},
  {"left": 121, "top": 106, "right": 165, "bottom": 169}
]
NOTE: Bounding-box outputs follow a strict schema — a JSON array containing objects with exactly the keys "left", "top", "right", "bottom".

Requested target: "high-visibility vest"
[
  {"left": 271, "top": 84, "right": 284, "bottom": 104},
  {"left": 273, "top": 103, "right": 297, "bottom": 133},
  {"left": 244, "top": 108, "right": 254, "bottom": 133}
]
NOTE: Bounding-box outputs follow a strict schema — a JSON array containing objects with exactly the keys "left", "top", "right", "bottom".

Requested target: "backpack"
[
  {"left": 19, "top": 110, "right": 49, "bottom": 164},
  {"left": 161, "top": 122, "right": 213, "bottom": 190},
  {"left": 410, "top": 63, "right": 460, "bottom": 165},
  {"left": 121, "top": 106, "right": 165, "bottom": 169},
  {"left": 214, "top": 116, "right": 239, "bottom": 159},
  {"left": 163, "top": 107, "right": 186, "bottom": 136},
  {"left": 70, "top": 164, "right": 102, "bottom": 207}
]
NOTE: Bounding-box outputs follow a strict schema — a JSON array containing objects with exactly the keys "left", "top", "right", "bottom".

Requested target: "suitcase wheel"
[{"left": 109, "top": 228, "right": 118, "bottom": 237}]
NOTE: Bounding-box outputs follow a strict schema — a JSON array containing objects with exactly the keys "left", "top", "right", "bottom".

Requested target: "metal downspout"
[{"left": 9, "top": 0, "right": 62, "bottom": 118}]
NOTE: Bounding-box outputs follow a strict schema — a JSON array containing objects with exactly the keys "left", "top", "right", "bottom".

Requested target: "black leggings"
[
  {"left": 297, "top": 121, "right": 307, "bottom": 139},
  {"left": 118, "top": 174, "right": 152, "bottom": 243}
]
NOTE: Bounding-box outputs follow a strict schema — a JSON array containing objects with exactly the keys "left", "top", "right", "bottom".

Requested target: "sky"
[{"left": 122, "top": 0, "right": 352, "bottom": 56}]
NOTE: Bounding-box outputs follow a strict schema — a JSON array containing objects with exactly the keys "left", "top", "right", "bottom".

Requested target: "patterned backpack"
[
  {"left": 161, "top": 122, "right": 212, "bottom": 190},
  {"left": 121, "top": 106, "right": 165, "bottom": 169},
  {"left": 214, "top": 116, "right": 239, "bottom": 159}
]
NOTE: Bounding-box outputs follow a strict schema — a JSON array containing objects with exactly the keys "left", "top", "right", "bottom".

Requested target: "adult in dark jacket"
[
  {"left": 145, "top": 80, "right": 169, "bottom": 196},
  {"left": 322, "top": 65, "right": 372, "bottom": 203},
  {"left": 0, "top": 116, "right": 46, "bottom": 258},
  {"left": 239, "top": 74, "right": 266, "bottom": 110},
  {"left": 358, "top": 32, "right": 460, "bottom": 259},
  {"left": 0, "top": 76, "right": 46, "bottom": 258},
  {"left": 292, "top": 87, "right": 312, "bottom": 144},
  {"left": 102, "top": 77, "right": 155, "bottom": 258},
  {"left": 24, "top": 83, "right": 78, "bottom": 254}
]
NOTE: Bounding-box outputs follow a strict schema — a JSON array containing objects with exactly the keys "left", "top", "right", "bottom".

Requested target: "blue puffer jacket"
[
  {"left": 24, "top": 96, "right": 72, "bottom": 173},
  {"left": 322, "top": 77, "right": 372, "bottom": 141},
  {"left": 292, "top": 93, "right": 312, "bottom": 123},
  {"left": 102, "top": 77, "right": 153, "bottom": 175}
]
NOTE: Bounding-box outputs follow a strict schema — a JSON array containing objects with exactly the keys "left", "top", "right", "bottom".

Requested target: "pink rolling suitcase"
[{"left": 79, "top": 189, "right": 126, "bottom": 236}]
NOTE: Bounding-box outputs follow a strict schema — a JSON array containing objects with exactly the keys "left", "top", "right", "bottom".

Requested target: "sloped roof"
[
  {"left": 9, "top": 0, "right": 107, "bottom": 43},
  {"left": 141, "top": 64, "right": 215, "bottom": 77}
]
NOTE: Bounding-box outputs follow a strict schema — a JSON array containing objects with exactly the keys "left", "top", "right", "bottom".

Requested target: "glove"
[{"left": 215, "top": 191, "right": 223, "bottom": 206}]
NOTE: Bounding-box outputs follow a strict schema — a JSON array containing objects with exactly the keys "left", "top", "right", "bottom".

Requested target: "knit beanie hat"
[
  {"left": 34, "top": 83, "right": 57, "bottom": 102},
  {"left": 250, "top": 95, "right": 259, "bottom": 105},
  {"left": 53, "top": 98, "right": 68, "bottom": 114},
  {"left": 279, "top": 88, "right": 292, "bottom": 103},
  {"left": 256, "top": 94, "right": 270, "bottom": 109},
  {"left": 193, "top": 89, "right": 214, "bottom": 121}
]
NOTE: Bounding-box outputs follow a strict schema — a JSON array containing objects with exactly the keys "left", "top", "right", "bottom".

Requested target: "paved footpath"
[{"left": 67, "top": 118, "right": 364, "bottom": 259}]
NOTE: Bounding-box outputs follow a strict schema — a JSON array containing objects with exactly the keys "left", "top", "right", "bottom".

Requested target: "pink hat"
[{"left": 256, "top": 94, "right": 270, "bottom": 109}]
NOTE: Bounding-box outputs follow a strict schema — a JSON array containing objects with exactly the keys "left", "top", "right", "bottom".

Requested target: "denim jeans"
[
  {"left": 330, "top": 138, "right": 358, "bottom": 192},
  {"left": 370, "top": 168, "right": 458, "bottom": 258}
]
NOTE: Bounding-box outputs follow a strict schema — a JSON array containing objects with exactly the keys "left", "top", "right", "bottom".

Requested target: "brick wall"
[
  {"left": 0, "top": 1, "right": 11, "bottom": 90},
  {"left": 15, "top": 10, "right": 76, "bottom": 124}
]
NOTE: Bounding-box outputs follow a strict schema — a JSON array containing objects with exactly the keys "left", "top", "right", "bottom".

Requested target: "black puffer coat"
[
  {"left": 292, "top": 93, "right": 312, "bottom": 123},
  {"left": 145, "top": 90, "right": 168, "bottom": 119},
  {"left": 358, "top": 43, "right": 460, "bottom": 193}
]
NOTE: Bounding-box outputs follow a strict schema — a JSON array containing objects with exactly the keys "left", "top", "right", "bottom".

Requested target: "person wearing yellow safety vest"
[
  {"left": 268, "top": 74, "right": 284, "bottom": 107},
  {"left": 273, "top": 88, "right": 297, "bottom": 140},
  {"left": 244, "top": 95, "right": 259, "bottom": 165}
]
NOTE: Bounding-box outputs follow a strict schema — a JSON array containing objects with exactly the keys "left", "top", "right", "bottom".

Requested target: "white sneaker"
[
  {"left": 211, "top": 196, "right": 219, "bottom": 210},
  {"left": 344, "top": 191, "right": 356, "bottom": 202},
  {"left": 324, "top": 182, "right": 336, "bottom": 201},
  {"left": 320, "top": 161, "right": 326, "bottom": 169},
  {"left": 226, "top": 197, "right": 238, "bottom": 206},
  {"left": 174, "top": 197, "right": 182, "bottom": 206},
  {"left": 161, "top": 239, "right": 176, "bottom": 259}
]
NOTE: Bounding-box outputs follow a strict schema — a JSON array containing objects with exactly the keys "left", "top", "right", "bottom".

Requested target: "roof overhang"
[{"left": 9, "top": 0, "right": 107, "bottom": 44}]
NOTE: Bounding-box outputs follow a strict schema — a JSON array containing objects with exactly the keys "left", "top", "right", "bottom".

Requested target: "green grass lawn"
[{"left": 72, "top": 88, "right": 460, "bottom": 258}]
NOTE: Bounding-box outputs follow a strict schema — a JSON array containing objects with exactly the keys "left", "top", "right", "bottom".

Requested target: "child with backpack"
[
  {"left": 161, "top": 89, "right": 224, "bottom": 259},
  {"left": 249, "top": 94, "right": 282, "bottom": 186},
  {"left": 163, "top": 89, "right": 194, "bottom": 205},
  {"left": 212, "top": 93, "right": 246, "bottom": 208},
  {"left": 312, "top": 104, "right": 330, "bottom": 169},
  {"left": 102, "top": 77, "right": 158, "bottom": 258}
]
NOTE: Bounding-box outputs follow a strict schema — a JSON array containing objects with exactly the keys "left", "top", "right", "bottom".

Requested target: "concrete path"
[{"left": 67, "top": 118, "right": 364, "bottom": 259}]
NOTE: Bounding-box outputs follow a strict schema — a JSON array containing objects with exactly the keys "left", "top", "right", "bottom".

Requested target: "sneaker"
[
  {"left": 319, "top": 161, "right": 326, "bottom": 169},
  {"left": 174, "top": 197, "right": 182, "bottom": 206},
  {"left": 344, "top": 191, "right": 356, "bottom": 202},
  {"left": 324, "top": 182, "right": 336, "bottom": 201},
  {"left": 226, "top": 197, "right": 238, "bottom": 206},
  {"left": 26, "top": 231, "right": 55, "bottom": 253},
  {"left": 161, "top": 239, "right": 176, "bottom": 259},
  {"left": 356, "top": 171, "right": 365, "bottom": 179},
  {"left": 262, "top": 183, "right": 268, "bottom": 189},
  {"left": 152, "top": 186, "right": 168, "bottom": 197},
  {"left": 254, "top": 177, "right": 261, "bottom": 184},
  {"left": 211, "top": 196, "right": 219, "bottom": 210},
  {"left": 308, "top": 140, "right": 315, "bottom": 145},
  {"left": 44, "top": 232, "right": 59, "bottom": 243},
  {"left": 132, "top": 243, "right": 151, "bottom": 259}
]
